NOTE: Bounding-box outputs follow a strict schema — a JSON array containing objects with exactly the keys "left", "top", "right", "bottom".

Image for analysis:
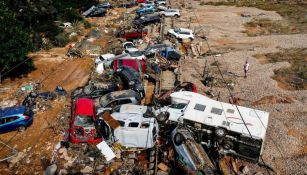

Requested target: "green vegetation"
[
  {"left": 0, "top": 0, "right": 97, "bottom": 78},
  {"left": 244, "top": 18, "right": 290, "bottom": 36},
  {"left": 255, "top": 48, "right": 307, "bottom": 90},
  {"left": 205, "top": 0, "right": 307, "bottom": 35}
]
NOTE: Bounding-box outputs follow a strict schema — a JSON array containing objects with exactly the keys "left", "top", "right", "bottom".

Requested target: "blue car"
[
  {"left": 136, "top": 5, "right": 155, "bottom": 15},
  {"left": 0, "top": 106, "right": 34, "bottom": 133}
]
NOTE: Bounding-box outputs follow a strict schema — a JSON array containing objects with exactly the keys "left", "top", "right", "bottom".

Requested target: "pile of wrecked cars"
[{"left": 0, "top": 1, "right": 271, "bottom": 174}]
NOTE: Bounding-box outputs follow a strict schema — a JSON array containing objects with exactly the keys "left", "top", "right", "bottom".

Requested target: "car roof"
[
  {"left": 75, "top": 98, "right": 95, "bottom": 116},
  {"left": 0, "top": 106, "right": 26, "bottom": 118}
]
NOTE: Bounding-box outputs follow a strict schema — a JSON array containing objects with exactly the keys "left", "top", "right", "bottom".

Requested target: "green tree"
[{"left": 0, "top": 8, "right": 34, "bottom": 77}]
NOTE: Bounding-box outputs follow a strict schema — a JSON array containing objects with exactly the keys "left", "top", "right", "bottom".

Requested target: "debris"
[
  {"left": 157, "top": 162, "right": 169, "bottom": 172},
  {"left": 80, "top": 166, "right": 94, "bottom": 174},
  {"left": 44, "top": 164, "right": 57, "bottom": 175},
  {"left": 96, "top": 141, "right": 116, "bottom": 162},
  {"left": 58, "top": 169, "right": 68, "bottom": 175},
  {"left": 242, "top": 165, "right": 250, "bottom": 174}
]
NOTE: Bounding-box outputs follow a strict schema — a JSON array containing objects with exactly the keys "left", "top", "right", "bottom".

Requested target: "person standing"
[{"left": 243, "top": 61, "right": 249, "bottom": 78}]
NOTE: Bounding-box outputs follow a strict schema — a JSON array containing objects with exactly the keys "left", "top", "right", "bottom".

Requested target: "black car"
[
  {"left": 72, "top": 82, "right": 117, "bottom": 99},
  {"left": 133, "top": 15, "right": 161, "bottom": 27},
  {"left": 115, "top": 66, "right": 145, "bottom": 98},
  {"left": 143, "top": 43, "right": 170, "bottom": 56}
]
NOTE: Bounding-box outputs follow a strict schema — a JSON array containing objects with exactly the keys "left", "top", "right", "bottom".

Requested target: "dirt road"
[{"left": 172, "top": 1, "right": 307, "bottom": 174}]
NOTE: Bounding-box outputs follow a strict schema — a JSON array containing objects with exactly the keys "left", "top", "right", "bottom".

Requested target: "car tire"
[
  {"left": 17, "top": 125, "right": 26, "bottom": 132},
  {"left": 174, "top": 132, "right": 185, "bottom": 146},
  {"left": 189, "top": 37, "right": 194, "bottom": 41},
  {"left": 156, "top": 112, "right": 169, "bottom": 123},
  {"left": 215, "top": 128, "right": 227, "bottom": 138},
  {"left": 175, "top": 14, "right": 180, "bottom": 18}
]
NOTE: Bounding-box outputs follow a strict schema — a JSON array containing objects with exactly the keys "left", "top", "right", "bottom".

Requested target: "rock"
[
  {"left": 96, "top": 165, "right": 104, "bottom": 170},
  {"left": 54, "top": 142, "right": 61, "bottom": 150},
  {"left": 89, "top": 157, "right": 94, "bottom": 162},
  {"left": 58, "top": 169, "right": 68, "bottom": 175},
  {"left": 44, "top": 164, "right": 57, "bottom": 175},
  {"left": 80, "top": 166, "right": 93, "bottom": 174},
  {"left": 242, "top": 166, "right": 249, "bottom": 174},
  {"left": 58, "top": 147, "right": 67, "bottom": 154}
]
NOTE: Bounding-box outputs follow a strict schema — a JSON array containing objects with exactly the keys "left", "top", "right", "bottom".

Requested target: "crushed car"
[
  {"left": 72, "top": 81, "right": 117, "bottom": 99},
  {"left": 160, "top": 9, "right": 180, "bottom": 17},
  {"left": 103, "top": 112, "right": 159, "bottom": 148},
  {"left": 96, "top": 90, "right": 142, "bottom": 115},
  {"left": 70, "top": 98, "right": 102, "bottom": 143},
  {"left": 82, "top": 6, "right": 107, "bottom": 17},
  {"left": 115, "top": 66, "right": 145, "bottom": 98},
  {"left": 156, "top": 91, "right": 270, "bottom": 162},
  {"left": 133, "top": 14, "right": 161, "bottom": 27},
  {"left": 117, "top": 28, "right": 148, "bottom": 41}
]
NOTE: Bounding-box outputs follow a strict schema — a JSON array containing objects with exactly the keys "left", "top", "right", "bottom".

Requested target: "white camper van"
[{"left": 156, "top": 91, "right": 269, "bottom": 162}]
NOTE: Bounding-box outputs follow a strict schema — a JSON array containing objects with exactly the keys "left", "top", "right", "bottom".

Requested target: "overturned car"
[{"left": 156, "top": 91, "right": 269, "bottom": 162}]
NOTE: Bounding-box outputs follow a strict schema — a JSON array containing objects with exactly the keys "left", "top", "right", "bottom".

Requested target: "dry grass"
[
  {"left": 205, "top": 0, "right": 307, "bottom": 35},
  {"left": 255, "top": 48, "right": 307, "bottom": 90}
]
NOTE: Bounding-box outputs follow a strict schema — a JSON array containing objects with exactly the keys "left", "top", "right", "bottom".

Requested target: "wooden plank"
[{"left": 102, "top": 111, "right": 120, "bottom": 129}]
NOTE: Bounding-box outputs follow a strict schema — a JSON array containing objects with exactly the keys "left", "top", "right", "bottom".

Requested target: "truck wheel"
[
  {"left": 215, "top": 128, "right": 226, "bottom": 138},
  {"left": 17, "top": 125, "right": 26, "bottom": 132},
  {"left": 174, "top": 132, "right": 185, "bottom": 146},
  {"left": 156, "top": 112, "right": 169, "bottom": 123}
]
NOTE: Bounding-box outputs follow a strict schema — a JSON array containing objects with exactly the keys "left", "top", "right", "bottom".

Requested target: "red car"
[
  {"left": 112, "top": 58, "right": 146, "bottom": 74},
  {"left": 70, "top": 98, "right": 102, "bottom": 144},
  {"left": 118, "top": 29, "right": 148, "bottom": 40},
  {"left": 137, "top": 0, "right": 145, "bottom": 3}
]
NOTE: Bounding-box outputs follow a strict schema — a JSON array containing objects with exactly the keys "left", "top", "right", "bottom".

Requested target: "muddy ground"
[{"left": 0, "top": 1, "right": 306, "bottom": 175}]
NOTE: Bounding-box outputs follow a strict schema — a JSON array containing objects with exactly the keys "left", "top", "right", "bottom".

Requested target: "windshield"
[
  {"left": 129, "top": 51, "right": 143, "bottom": 57},
  {"left": 99, "top": 94, "right": 113, "bottom": 107},
  {"left": 74, "top": 115, "right": 94, "bottom": 127}
]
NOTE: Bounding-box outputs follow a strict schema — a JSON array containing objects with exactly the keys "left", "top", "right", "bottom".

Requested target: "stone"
[
  {"left": 96, "top": 165, "right": 104, "bottom": 170},
  {"left": 54, "top": 142, "right": 61, "bottom": 150},
  {"left": 58, "top": 147, "right": 67, "bottom": 154},
  {"left": 44, "top": 164, "right": 57, "bottom": 175},
  {"left": 242, "top": 166, "right": 249, "bottom": 174},
  {"left": 58, "top": 169, "right": 68, "bottom": 175},
  {"left": 80, "top": 166, "right": 93, "bottom": 174}
]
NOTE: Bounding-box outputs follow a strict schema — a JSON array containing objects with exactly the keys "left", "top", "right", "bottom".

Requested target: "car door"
[{"left": 0, "top": 116, "right": 20, "bottom": 132}]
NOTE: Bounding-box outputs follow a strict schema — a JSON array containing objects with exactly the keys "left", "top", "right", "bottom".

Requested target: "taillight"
[{"left": 23, "top": 115, "right": 30, "bottom": 120}]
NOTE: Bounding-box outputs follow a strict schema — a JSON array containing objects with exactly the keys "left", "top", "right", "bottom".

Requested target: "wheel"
[
  {"left": 222, "top": 140, "right": 234, "bottom": 150},
  {"left": 189, "top": 37, "right": 194, "bottom": 41},
  {"left": 17, "top": 125, "right": 26, "bottom": 132},
  {"left": 156, "top": 112, "right": 169, "bottom": 123},
  {"left": 174, "top": 132, "right": 185, "bottom": 146},
  {"left": 175, "top": 14, "right": 180, "bottom": 18},
  {"left": 215, "top": 128, "right": 227, "bottom": 138}
]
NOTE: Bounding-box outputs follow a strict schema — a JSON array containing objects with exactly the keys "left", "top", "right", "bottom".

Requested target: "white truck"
[{"left": 156, "top": 91, "right": 269, "bottom": 162}]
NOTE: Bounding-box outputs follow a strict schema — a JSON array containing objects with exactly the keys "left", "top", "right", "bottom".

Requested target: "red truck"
[
  {"left": 112, "top": 58, "right": 146, "bottom": 74},
  {"left": 70, "top": 98, "right": 102, "bottom": 144}
]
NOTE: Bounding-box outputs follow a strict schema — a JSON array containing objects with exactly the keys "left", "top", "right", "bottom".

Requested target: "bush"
[
  {"left": 83, "top": 21, "right": 92, "bottom": 29},
  {"left": 55, "top": 33, "right": 69, "bottom": 47},
  {"left": 60, "top": 9, "right": 83, "bottom": 22}
]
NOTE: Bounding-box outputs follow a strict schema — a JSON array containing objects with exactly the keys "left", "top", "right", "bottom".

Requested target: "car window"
[
  {"left": 5, "top": 116, "right": 19, "bottom": 123},
  {"left": 180, "top": 31, "right": 190, "bottom": 35},
  {"left": 194, "top": 104, "right": 206, "bottom": 111},
  {"left": 169, "top": 103, "right": 186, "bottom": 109},
  {"left": 118, "top": 99, "right": 132, "bottom": 105},
  {"left": 211, "top": 107, "right": 223, "bottom": 115},
  {"left": 74, "top": 115, "right": 94, "bottom": 127},
  {"left": 117, "top": 120, "right": 125, "bottom": 127},
  {"left": 141, "top": 122, "right": 150, "bottom": 128},
  {"left": 0, "top": 119, "right": 5, "bottom": 124},
  {"left": 128, "top": 122, "right": 139, "bottom": 127}
]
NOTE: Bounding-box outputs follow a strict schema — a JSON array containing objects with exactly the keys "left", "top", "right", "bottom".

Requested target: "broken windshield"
[{"left": 74, "top": 115, "right": 94, "bottom": 127}]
